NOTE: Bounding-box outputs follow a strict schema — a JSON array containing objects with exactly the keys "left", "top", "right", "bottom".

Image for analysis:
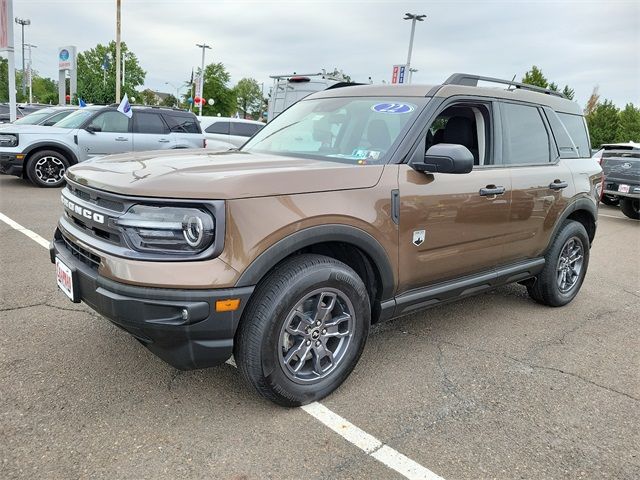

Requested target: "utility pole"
[
  {"left": 403, "top": 13, "right": 425, "bottom": 84},
  {"left": 195, "top": 43, "right": 211, "bottom": 117},
  {"left": 115, "top": 0, "right": 121, "bottom": 103},
  {"left": 25, "top": 43, "right": 37, "bottom": 104},
  {"left": 14, "top": 17, "right": 30, "bottom": 96}
]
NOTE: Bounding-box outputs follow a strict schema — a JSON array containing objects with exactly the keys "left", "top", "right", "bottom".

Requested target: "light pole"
[
  {"left": 195, "top": 43, "right": 211, "bottom": 117},
  {"left": 115, "top": 0, "right": 122, "bottom": 103},
  {"left": 25, "top": 43, "right": 37, "bottom": 104},
  {"left": 14, "top": 17, "right": 30, "bottom": 96},
  {"left": 403, "top": 13, "right": 425, "bottom": 84}
]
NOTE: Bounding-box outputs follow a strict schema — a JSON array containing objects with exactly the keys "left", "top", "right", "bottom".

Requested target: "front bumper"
[
  {"left": 0, "top": 152, "right": 25, "bottom": 177},
  {"left": 50, "top": 232, "right": 254, "bottom": 370}
]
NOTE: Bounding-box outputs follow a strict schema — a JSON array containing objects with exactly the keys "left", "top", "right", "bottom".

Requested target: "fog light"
[{"left": 216, "top": 299, "right": 240, "bottom": 312}]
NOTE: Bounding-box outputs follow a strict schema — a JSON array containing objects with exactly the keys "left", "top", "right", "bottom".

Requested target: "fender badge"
[{"left": 413, "top": 230, "right": 425, "bottom": 246}]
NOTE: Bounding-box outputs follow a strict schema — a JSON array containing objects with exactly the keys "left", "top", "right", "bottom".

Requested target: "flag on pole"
[
  {"left": 117, "top": 93, "right": 133, "bottom": 118},
  {"left": 78, "top": 98, "right": 86, "bottom": 108}
]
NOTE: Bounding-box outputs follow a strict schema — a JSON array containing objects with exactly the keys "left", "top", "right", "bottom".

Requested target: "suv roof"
[{"left": 311, "top": 72, "right": 582, "bottom": 115}]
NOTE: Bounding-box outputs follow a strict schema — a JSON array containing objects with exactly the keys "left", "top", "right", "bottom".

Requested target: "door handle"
[
  {"left": 158, "top": 139, "right": 171, "bottom": 143},
  {"left": 479, "top": 185, "right": 506, "bottom": 196},
  {"left": 115, "top": 137, "right": 128, "bottom": 142},
  {"left": 549, "top": 180, "right": 569, "bottom": 190}
]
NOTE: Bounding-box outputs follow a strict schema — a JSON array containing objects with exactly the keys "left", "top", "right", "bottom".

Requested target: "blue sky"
[{"left": 4, "top": 0, "right": 639, "bottom": 107}]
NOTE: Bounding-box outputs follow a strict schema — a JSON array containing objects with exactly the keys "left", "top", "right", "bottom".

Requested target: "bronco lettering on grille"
[{"left": 61, "top": 195, "right": 105, "bottom": 224}]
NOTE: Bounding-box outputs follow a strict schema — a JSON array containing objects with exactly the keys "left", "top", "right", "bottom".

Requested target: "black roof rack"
[{"left": 443, "top": 73, "right": 567, "bottom": 99}]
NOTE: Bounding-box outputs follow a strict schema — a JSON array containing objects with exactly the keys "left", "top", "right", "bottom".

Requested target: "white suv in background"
[
  {"left": 0, "top": 106, "right": 205, "bottom": 188},
  {"left": 198, "top": 116, "right": 264, "bottom": 147}
]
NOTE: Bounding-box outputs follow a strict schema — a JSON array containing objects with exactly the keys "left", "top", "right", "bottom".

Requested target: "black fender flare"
[
  {"left": 234, "top": 224, "right": 395, "bottom": 300},
  {"left": 548, "top": 196, "right": 598, "bottom": 247},
  {"left": 22, "top": 142, "right": 79, "bottom": 165}
]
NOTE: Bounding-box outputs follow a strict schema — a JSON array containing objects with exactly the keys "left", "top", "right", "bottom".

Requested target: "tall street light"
[
  {"left": 165, "top": 81, "right": 183, "bottom": 108},
  {"left": 14, "top": 17, "right": 30, "bottom": 96},
  {"left": 403, "top": 13, "right": 425, "bottom": 84},
  {"left": 25, "top": 43, "right": 37, "bottom": 104},
  {"left": 195, "top": 43, "right": 211, "bottom": 117}
]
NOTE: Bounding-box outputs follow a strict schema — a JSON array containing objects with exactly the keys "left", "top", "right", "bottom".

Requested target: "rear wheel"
[
  {"left": 235, "top": 254, "right": 370, "bottom": 407},
  {"left": 26, "top": 150, "right": 70, "bottom": 188},
  {"left": 527, "top": 220, "right": 590, "bottom": 307},
  {"left": 620, "top": 197, "right": 640, "bottom": 220},
  {"left": 600, "top": 194, "right": 619, "bottom": 206}
]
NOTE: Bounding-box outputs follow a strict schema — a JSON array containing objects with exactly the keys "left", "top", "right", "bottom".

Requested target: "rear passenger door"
[
  {"left": 132, "top": 111, "right": 174, "bottom": 151},
  {"left": 499, "top": 102, "right": 573, "bottom": 263}
]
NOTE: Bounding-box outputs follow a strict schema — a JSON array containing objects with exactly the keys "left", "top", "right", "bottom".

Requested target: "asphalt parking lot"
[{"left": 1, "top": 174, "right": 638, "bottom": 479}]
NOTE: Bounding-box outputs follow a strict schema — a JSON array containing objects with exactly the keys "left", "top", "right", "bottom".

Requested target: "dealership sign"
[
  {"left": 391, "top": 64, "right": 407, "bottom": 84},
  {"left": 58, "top": 46, "right": 77, "bottom": 71}
]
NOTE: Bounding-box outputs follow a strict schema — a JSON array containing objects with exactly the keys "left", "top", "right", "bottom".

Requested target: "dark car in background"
[
  {"left": 594, "top": 142, "right": 640, "bottom": 219},
  {"left": 0, "top": 103, "right": 49, "bottom": 123}
]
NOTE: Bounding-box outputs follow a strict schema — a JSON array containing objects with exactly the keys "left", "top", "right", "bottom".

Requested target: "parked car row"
[{"left": 0, "top": 104, "right": 265, "bottom": 188}]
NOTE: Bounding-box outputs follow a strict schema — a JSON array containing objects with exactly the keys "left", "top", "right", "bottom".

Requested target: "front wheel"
[
  {"left": 620, "top": 197, "right": 640, "bottom": 220},
  {"left": 26, "top": 150, "right": 70, "bottom": 188},
  {"left": 235, "top": 254, "right": 370, "bottom": 407},
  {"left": 527, "top": 220, "right": 590, "bottom": 307}
]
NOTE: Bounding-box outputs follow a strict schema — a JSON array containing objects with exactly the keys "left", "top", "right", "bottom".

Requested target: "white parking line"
[
  {"left": 598, "top": 213, "right": 629, "bottom": 220},
  {"left": 0, "top": 210, "right": 444, "bottom": 480},
  {"left": 0, "top": 212, "right": 51, "bottom": 249}
]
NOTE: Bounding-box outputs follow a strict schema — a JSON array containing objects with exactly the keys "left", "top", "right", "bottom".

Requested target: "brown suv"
[{"left": 50, "top": 74, "right": 603, "bottom": 406}]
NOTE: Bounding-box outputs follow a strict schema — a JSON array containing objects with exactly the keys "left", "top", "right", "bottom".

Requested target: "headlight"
[
  {"left": 115, "top": 205, "right": 215, "bottom": 254},
  {"left": 0, "top": 134, "right": 18, "bottom": 147}
]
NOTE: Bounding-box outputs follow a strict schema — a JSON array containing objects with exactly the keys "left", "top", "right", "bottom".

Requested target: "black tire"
[
  {"left": 26, "top": 150, "right": 70, "bottom": 188},
  {"left": 620, "top": 197, "right": 640, "bottom": 220},
  {"left": 600, "top": 194, "right": 619, "bottom": 207},
  {"left": 235, "top": 254, "right": 370, "bottom": 407},
  {"left": 527, "top": 220, "right": 590, "bottom": 307}
]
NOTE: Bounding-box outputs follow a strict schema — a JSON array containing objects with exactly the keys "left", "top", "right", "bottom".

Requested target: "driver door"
[
  {"left": 76, "top": 110, "right": 133, "bottom": 161},
  {"left": 397, "top": 99, "right": 512, "bottom": 295}
]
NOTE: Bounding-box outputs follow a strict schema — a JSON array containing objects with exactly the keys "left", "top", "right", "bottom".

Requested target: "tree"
[
  {"left": 191, "top": 62, "right": 236, "bottom": 117},
  {"left": 522, "top": 65, "right": 549, "bottom": 88},
  {"left": 0, "top": 57, "right": 8, "bottom": 102},
  {"left": 140, "top": 88, "right": 158, "bottom": 106},
  {"left": 77, "top": 41, "right": 145, "bottom": 104},
  {"left": 161, "top": 94, "right": 178, "bottom": 108},
  {"left": 234, "top": 78, "right": 262, "bottom": 119},
  {"left": 586, "top": 100, "right": 619, "bottom": 147},
  {"left": 562, "top": 85, "right": 575, "bottom": 101},
  {"left": 549, "top": 82, "right": 559, "bottom": 92},
  {"left": 615, "top": 103, "right": 640, "bottom": 142}
]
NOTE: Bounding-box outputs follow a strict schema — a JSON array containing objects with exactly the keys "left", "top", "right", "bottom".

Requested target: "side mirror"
[
  {"left": 412, "top": 143, "right": 474, "bottom": 174},
  {"left": 85, "top": 125, "right": 101, "bottom": 133}
]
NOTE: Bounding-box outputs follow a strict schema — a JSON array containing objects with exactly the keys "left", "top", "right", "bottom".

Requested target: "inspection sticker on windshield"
[{"left": 372, "top": 103, "right": 415, "bottom": 114}]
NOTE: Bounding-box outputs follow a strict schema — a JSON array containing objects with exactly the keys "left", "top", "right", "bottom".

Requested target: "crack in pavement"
[{"left": 0, "top": 301, "right": 48, "bottom": 312}]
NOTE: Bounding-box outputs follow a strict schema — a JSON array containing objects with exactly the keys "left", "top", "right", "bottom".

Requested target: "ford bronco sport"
[
  {"left": 50, "top": 74, "right": 603, "bottom": 406},
  {"left": 0, "top": 105, "right": 204, "bottom": 188}
]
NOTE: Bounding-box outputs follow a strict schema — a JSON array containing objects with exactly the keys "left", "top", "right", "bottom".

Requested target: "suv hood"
[
  {"left": 0, "top": 124, "right": 71, "bottom": 134},
  {"left": 66, "top": 149, "right": 385, "bottom": 199}
]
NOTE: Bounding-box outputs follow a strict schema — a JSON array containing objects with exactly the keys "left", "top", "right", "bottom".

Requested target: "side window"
[
  {"left": 134, "top": 112, "right": 168, "bottom": 134},
  {"left": 425, "top": 103, "right": 492, "bottom": 166},
  {"left": 90, "top": 111, "right": 130, "bottom": 133},
  {"left": 557, "top": 113, "right": 591, "bottom": 158},
  {"left": 45, "top": 111, "right": 72, "bottom": 126},
  {"left": 205, "top": 121, "right": 230, "bottom": 135},
  {"left": 164, "top": 114, "right": 201, "bottom": 134},
  {"left": 501, "top": 103, "right": 550, "bottom": 165},
  {"left": 230, "top": 122, "right": 262, "bottom": 137}
]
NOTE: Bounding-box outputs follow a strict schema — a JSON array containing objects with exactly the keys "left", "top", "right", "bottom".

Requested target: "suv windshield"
[
  {"left": 14, "top": 109, "right": 55, "bottom": 125},
  {"left": 242, "top": 97, "right": 424, "bottom": 164},
  {"left": 54, "top": 108, "right": 100, "bottom": 129}
]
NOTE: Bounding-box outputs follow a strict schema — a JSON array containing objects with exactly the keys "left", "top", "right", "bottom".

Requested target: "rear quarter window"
[
  {"left": 230, "top": 122, "right": 263, "bottom": 137},
  {"left": 205, "top": 121, "right": 230, "bottom": 135},
  {"left": 557, "top": 113, "right": 591, "bottom": 158},
  {"left": 163, "top": 114, "right": 201, "bottom": 134}
]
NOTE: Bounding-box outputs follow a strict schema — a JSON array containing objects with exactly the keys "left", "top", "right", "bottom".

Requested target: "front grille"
[
  {"left": 67, "top": 183, "right": 126, "bottom": 212},
  {"left": 61, "top": 233, "right": 101, "bottom": 270}
]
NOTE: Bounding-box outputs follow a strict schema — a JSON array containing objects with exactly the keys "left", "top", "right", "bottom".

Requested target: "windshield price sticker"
[{"left": 371, "top": 103, "right": 415, "bottom": 114}]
